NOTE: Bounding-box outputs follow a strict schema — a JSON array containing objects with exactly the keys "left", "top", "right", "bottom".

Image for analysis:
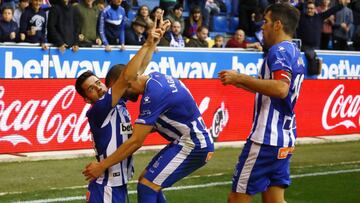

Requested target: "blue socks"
[{"left": 137, "top": 183, "right": 167, "bottom": 203}]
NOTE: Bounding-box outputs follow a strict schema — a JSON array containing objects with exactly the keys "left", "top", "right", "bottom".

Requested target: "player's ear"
[{"left": 274, "top": 20, "right": 282, "bottom": 31}]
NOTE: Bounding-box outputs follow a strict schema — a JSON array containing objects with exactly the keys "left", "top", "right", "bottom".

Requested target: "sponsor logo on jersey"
[{"left": 120, "top": 123, "right": 132, "bottom": 134}]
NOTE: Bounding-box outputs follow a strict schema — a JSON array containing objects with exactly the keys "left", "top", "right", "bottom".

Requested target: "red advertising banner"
[{"left": 0, "top": 79, "right": 359, "bottom": 154}]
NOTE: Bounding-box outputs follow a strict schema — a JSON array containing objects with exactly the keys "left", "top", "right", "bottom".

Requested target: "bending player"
[
  {"left": 75, "top": 17, "right": 169, "bottom": 203},
  {"left": 82, "top": 54, "right": 214, "bottom": 203}
]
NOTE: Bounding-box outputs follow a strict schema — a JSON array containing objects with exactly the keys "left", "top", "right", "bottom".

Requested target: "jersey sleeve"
[
  {"left": 267, "top": 45, "right": 294, "bottom": 73},
  {"left": 87, "top": 90, "right": 113, "bottom": 127},
  {"left": 135, "top": 79, "right": 168, "bottom": 126}
]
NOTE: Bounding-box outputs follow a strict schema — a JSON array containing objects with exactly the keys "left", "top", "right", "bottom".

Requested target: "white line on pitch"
[{"left": 15, "top": 168, "right": 360, "bottom": 203}]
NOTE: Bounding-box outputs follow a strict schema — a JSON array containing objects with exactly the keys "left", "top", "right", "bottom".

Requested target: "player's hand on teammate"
[
  {"left": 82, "top": 161, "right": 106, "bottom": 181},
  {"left": 218, "top": 70, "right": 241, "bottom": 86}
]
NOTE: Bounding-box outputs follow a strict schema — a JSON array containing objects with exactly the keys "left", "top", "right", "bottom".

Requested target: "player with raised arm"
[
  {"left": 82, "top": 30, "right": 214, "bottom": 203},
  {"left": 75, "top": 17, "right": 169, "bottom": 203},
  {"left": 219, "top": 3, "right": 304, "bottom": 203}
]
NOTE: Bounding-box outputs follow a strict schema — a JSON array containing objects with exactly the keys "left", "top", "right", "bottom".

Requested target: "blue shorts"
[
  {"left": 87, "top": 181, "right": 128, "bottom": 203},
  {"left": 232, "top": 140, "right": 293, "bottom": 195},
  {"left": 144, "top": 143, "right": 214, "bottom": 188}
]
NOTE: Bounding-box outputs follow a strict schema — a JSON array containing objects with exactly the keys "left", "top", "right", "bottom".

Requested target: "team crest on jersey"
[
  {"left": 143, "top": 96, "right": 151, "bottom": 104},
  {"left": 120, "top": 122, "right": 133, "bottom": 134}
]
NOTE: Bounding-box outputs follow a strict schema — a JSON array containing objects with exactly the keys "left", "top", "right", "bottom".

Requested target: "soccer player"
[
  {"left": 218, "top": 3, "right": 304, "bottom": 203},
  {"left": 82, "top": 60, "right": 215, "bottom": 203},
  {"left": 75, "top": 18, "right": 168, "bottom": 203}
]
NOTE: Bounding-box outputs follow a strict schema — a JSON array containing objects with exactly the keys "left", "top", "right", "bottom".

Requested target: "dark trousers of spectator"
[
  {"left": 333, "top": 37, "right": 348, "bottom": 50},
  {"left": 320, "top": 33, "right": 332, "bottom": 50},
  {"left": 238, "top": 5, "right": 257, "bottom": 36},
  {"left": 302, "top": 45, "right": 322, "bottom": 75}
]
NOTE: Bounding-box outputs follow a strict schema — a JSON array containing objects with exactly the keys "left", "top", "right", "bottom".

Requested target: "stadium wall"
[{"left": 0, "top": 46, "right": 359, "bottom": 154}]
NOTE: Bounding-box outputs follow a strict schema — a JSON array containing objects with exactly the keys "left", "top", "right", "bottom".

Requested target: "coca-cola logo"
[
  {"left": 322, "top": 84, "right": 360, "bottom": 130},
  {"left": 0, "top": 85, "right": 92, "bottom": 147},
  {"left": 199, "top": 97, "right": 229, "bottom": 140}
]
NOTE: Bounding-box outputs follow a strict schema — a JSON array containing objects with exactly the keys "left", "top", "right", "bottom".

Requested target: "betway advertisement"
[
  {"left": 1, "top": 46, "right": 359, "bottom": 79},
  {"left": 0, "top": 79, "right": 359, "bottom": 154}
]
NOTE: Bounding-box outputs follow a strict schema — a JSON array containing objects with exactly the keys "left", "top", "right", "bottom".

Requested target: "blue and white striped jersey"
[
  {"left": 249, "top": 41, "right": 305, "bottom": 147},
  {"left": 87, "top": 89, "right": 134, "bottom": 187},
  {"left": 135, "top": 72, "right": 214, "bottom": 150}
]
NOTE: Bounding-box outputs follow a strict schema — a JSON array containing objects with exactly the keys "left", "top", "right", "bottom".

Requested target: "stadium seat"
[
  {"left": 212, "top": 15, "right": 229, "bottom": 33},
  {"left": 127, "top": 9, "right": 137, "bottom": 22},
  {"left": 137, "top": 0, "right": 159, "bottom": 10},
  {"left": 228, "top": 17, "right": 239, "bottom": 33}
]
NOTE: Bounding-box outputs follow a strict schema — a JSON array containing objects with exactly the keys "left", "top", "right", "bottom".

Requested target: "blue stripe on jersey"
[{"left": 157, "top": 117, "right": 182, "bottom": 141}]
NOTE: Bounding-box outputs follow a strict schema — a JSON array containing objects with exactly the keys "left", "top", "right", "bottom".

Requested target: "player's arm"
[
  {"left": 83, "top": 123, "right": 153, "bottom": 181},
  {"left": 219, "top": 70, "right": 290, "bottom": 99}
]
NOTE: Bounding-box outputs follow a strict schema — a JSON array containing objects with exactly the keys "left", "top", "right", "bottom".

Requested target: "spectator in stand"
[
  {"left": 158, "top": 20, "right": 185, "bottom": 47},
  {"left": 47, "top": 0, "right": 79, "bottom": 53},
  {"left": 188, "top": 0, "right": 207, "bottom": 26},
  {"left": 226, "top": 29, "right": 263, "bottom": 51},
  {"left": 121, "top": 0, "right": 131, "bottom": 15},
  {"left": 186, "top": 25, "right": 209, "bottom": 47},
  {"left": 212, "top": 34, "right": 224, "bottom": 48},
  {"left": 237, "top": 0, "right": 259, "bottom": 36},
  {"left": 204, "top": 0, "right": 220, "bottom": 31},
  {"left": 13, "top": 0, "right": 29, "bottom": 27},
  {"left": 0, "top": 6, "right": 19, "bottom": 42},
  {"left": 183, "top": 6, "right": 203, "bottom": 39},
  {"left": 296, "top": 0, "right": 345, "bottom": 50},
  {"left": 317, "top": 0, "right": 335, "bottom": 49},
  {"left": 136, "top": 5, "right": 152, "bottom": 27},
  {"left": 165, "top": 3, "right": 184, "bottom": 34},
  {"left": 159, "top": 0, "right": 176, "bottom": 16},
  {"left": 349, "top": 0, "right": 360, "bottom": 43},
  {"left": 125, "top": 16, "right": 147, "bottom": 45},
  {"left": 19, "top": 0, "right": 47, "bottom": 49},
  {"left": 98, "top": 0, "right": 126, "bottom": 52},
  {"left": 150, "top": 6, "right": 162, "bottom": 27},
  {"left": 333, "top": 0, "right": 353, "bottom": 50},
  {"left": 74, "top": 0, "right": 101, "bottom": 47}
]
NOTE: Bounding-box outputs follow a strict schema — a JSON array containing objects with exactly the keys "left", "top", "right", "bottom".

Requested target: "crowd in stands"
[{"left": 0, "top": 0, "right": 359, "bottom": 52}]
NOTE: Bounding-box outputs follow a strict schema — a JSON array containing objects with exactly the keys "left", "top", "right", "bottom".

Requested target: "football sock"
[
  {"left": 137, "top": 183, "right": 158, "bottom": 203},
  {"left": 157, "top": 190, "right": 166, "bottom": 203}
]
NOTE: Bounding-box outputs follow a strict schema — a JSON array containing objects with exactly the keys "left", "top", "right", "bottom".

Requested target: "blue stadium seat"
[
  {"left": 228, "top": 17, "right": 239, "bottom": 33},
  {"left": 127, "top": 9, "right": 137, "bottom": 22},
  {"left": 137, "top": 0, "right": 159, "bottom": 10},
  {"left": 212, "top": 16, "right": 229, "bottom": 33}
]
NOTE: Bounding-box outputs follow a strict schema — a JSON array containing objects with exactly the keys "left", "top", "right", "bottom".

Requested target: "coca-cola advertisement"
[{"left": 0, "top": 79, "right": 359, "bottom": 154}]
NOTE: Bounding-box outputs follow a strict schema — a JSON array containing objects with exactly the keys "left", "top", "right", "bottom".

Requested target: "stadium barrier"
[{"left": 0, "top": 46, "right": 359, "bottom": 154}]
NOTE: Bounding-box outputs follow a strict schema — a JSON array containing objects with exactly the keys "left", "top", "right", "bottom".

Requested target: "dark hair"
[
  {"left": 214, "top": 34, "right": 224, "bottom": 40},
  {"left": 173, "top": 3, "right": 183, "bottom": 11},
  {"left": 264, "top": 3, "right": 300, "bottom": 36},
  {"left": 1, "top": 6, "right": 14, "bottom": 14},
  {"left": 197, "top": 25, "right": 208, "bottom": 33},
  {"left": 105, "top": 64, "right": 126, "bottom": 87},
  {"left": 75, "top": 70, "right": 95, "bottom": 98}
]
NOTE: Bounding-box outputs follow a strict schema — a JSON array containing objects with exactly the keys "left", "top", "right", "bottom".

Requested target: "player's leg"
[
  {"left": 230, "top": 141, "right": 276, "bottom": 203},
  {"left": 261, "top": 186, "right": 285, "bottom": 203},
  {"left": 228, "top": 191, "right": 253, "bottom": 203}
]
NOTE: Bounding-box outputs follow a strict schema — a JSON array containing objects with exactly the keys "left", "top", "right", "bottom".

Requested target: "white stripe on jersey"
[
  {"left": 191, "top": 120, "right": 207, "bottom": 148},
  {"left": 153, "top": 146, "right": 192, "bottom": 185},
  {"left": 250, "top": 95, "right": 271, "bottom": 143},
  {"left": 107, "top": 110, "right": 124, "bottom": 186},
  {"left": 118, "top": 110, "right": 129, "bottom": 185},
  {"left": 270, "top": 109, "right": 280, "bottom": 146},
  {"left": 160, "top": 115, "right": 196, "bottom": 148},
  {"left": 236, "top": 143, "right": 261, "bottom": 193},
  {"left": 104, "top": 186, "right": 112, "bottom": 202}
]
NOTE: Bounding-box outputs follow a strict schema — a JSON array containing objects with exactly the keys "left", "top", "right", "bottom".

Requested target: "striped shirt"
[
  {"left": 135, "top": 72, "right": 214, "bottom": 150},
  {"left": 249, "top": 41, "right": 305, "bottom": 147},
  {"left": 87, "top": 89, "right": 134, "bottom": 187}
]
